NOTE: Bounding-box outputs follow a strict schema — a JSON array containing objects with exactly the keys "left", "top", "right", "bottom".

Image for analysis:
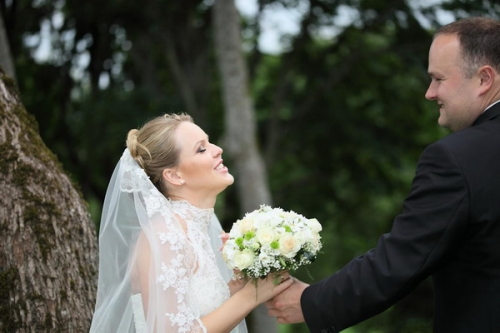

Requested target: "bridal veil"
[{"left": 89, "top": 149, "right": 247, "bottom": 333}]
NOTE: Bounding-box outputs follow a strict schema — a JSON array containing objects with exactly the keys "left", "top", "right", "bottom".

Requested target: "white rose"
[
  {"left": 278, "top": 234, "right": 301, "bottom": 258},
  {"left": 293, "top": 230, "right": 309, "bottom": 246},
  {"left": 233, "top": 249, "right": 255, "bottom": 270},
  {"left": 309, "top": 233, "right": 322, "bottom": 252},
  {"left": 239, "top": 217, "right": 255, "bottom": 234},
  {"left": 252, "top": 214, "right": 266, "bottom": 229},
  {"left": 307, "top": 218, "right": 322, "bottom": 233},
  {"left": 256, "top": 227, "right": 275, "bottom": 245},
  {"left": 229, "top": 225, "right": 243, "bottom": 238}
]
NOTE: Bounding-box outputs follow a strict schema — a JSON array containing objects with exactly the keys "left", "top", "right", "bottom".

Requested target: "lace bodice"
[
  {"left": 168, "top": 200, "right": 230, "bottom": 316},
  {"left": 145, "top": 198, "right": 230, "bottom": 332}
]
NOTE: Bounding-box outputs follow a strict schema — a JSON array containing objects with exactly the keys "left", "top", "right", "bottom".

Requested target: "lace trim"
[
  {"left": 131, "top": 294, "right": 146, "bottom": 333},
  {"left": 166, "top": 303, "right": 205, "bottom": 333},
  {"left": 168, "top": 199, "right": 214, "bottom": 232},
  {"left": 119, "top": 149, "right": 227, "bottom": 332}
]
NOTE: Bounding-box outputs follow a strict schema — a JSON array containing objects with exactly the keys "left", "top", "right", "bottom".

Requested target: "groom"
[{"left": 266, "top": 17, "right": 500, "bottom": 333}]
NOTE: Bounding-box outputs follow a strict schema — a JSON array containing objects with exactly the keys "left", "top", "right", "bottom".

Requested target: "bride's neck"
[{"left": 168, "top": 193, "right": 216, "bottom": 209}]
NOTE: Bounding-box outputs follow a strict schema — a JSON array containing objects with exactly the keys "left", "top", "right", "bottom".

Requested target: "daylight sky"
[{"left": 235, "top": 0, "right": 455, "bottom": 54}]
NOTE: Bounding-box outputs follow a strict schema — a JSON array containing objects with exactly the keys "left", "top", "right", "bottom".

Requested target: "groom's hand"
[{"left": 265, "top": 277, "right": 309, "bottom": 324}]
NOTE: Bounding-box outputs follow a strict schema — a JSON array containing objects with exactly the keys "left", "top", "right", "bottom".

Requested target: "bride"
[{"left": 89, "top": 113, "right": 292, "bottom": 333}]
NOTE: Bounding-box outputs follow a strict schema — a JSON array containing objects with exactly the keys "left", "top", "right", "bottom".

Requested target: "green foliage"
[{"left": 5, "top": 0, "right": 498, "bottom": 331}]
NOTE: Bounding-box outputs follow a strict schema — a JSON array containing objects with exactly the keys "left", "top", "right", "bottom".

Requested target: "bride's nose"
[{"left": 211, "top": 144, "right": 223, "bottom": 157}]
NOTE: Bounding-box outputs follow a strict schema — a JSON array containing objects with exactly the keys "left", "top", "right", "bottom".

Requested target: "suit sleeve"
[{"left": 301, "top": 141, "right": 470, "bottom": 333}]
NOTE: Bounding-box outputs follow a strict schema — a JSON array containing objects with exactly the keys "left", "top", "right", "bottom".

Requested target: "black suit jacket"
[{"left": 301, "top": 103, "right": 500, "bottom": 333}]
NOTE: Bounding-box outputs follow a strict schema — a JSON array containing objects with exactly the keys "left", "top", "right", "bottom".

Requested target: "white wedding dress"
[
  {"left": 131, "top": 200, "right": 233, "bottom": 333},
  {"left": 89, "top": 149, "right": 247, "bottom": 333}
]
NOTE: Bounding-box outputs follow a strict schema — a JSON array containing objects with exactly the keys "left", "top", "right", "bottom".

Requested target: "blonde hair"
[{"left": 126, "top": 113, "right": 194, "bottom": 195}]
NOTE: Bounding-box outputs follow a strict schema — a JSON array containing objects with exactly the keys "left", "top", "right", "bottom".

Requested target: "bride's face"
[{"left": 174, "top": 122, "right": 234, "bottom": 195}]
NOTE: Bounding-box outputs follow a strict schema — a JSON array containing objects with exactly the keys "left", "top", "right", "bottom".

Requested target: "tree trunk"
[
  {"left": 0, "top": 69, "right": 97, "bottom": 332},
  {"left": 212, "top": 1, "right": 275, "bottom": 332},
  {"left": 0, "top": 7, "right": 16, "bottom": 83}
]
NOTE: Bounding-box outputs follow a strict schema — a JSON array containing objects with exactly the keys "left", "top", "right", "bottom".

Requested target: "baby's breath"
[{"left": 222, "top": 205, "right": 323, "bottom": 280}]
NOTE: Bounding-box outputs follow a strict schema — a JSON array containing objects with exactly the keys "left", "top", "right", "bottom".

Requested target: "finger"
[
  {"left": 273, "top": 272, "right": 289, "bottom": 284},
  {"left": 275, "top": 277, "right": 293, "bottom": 292},
  {"left": 279, "top": 274, "right": 291, "bottom": 283},
  {"left": 267, "top": 308, "right": 279, "bottom": 317},
  {"left": 279, "top": 274, "right": 293, "bottom": 285}
]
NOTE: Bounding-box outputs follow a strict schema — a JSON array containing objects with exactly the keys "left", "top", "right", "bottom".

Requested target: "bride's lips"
[{"left": 214, "top": 160, "right": 228, "bottom": 172}]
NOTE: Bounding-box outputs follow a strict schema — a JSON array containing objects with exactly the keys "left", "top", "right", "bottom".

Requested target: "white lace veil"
[{"left": 89, "top": 149, "right": 247, "bottom": 333}]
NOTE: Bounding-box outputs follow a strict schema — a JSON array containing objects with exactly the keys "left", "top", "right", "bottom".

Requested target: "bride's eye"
[{"left": 198, "top": 147, "right": 207, "bottom": 153}]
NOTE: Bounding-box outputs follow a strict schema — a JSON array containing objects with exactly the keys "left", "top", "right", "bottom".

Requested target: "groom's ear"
[
  {"left": 478, "top": 65, "right": 494, "bottom": 94},
  {"left": 162, "top": 168, "right": 184, "bottom": 186}
]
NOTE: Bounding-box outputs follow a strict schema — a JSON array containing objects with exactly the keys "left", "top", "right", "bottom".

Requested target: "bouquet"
[{"left": 222, "top": 205, "right": 322, "bottom": 281}]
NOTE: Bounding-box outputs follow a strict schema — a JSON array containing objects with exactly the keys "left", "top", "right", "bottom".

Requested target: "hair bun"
[
  {"left": 126, "top": 129, "right": 147, "bottom": 168},
  {"left": 126, "top": 129, "right": 139, "bottom": 156}
]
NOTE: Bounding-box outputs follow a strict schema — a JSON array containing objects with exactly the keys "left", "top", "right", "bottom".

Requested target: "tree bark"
[
  {"left": 212, "top": 1, "right": 275, "bottom": 332},
  {"left": 0, "top": 6, "right": 16, "bottom": 83},
  {"left": 0, "top": 69, "right": 97, "bottom": 332},
  {"left": 212, "top": 0, "right": 271, "bottom": 213}
]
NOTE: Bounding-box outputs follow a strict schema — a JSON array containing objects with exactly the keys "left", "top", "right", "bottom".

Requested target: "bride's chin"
[
  {"left": 213, "top": 174, "right": 234, "bottom": 191},
  {"left": 219, "top": 176, "right": 234, "bottom": 191}
]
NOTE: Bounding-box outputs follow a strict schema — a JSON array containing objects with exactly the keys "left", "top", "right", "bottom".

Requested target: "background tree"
[
  {"left": 0, "top": 69, "right": 97, "bottom": 332},
  {"left": 213, "top": 0, "right": 275, "bottom": 332},
  {"left": 0, "top": 6, "right": 15, "bottom": 82},
  {"left": 2, "top": 0, "right": 499, "bottom": 332}
]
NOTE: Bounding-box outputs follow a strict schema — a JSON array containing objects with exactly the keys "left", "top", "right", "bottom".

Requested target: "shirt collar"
[{"left": 473, "top": 100, "right": 500, "bottom": 126}]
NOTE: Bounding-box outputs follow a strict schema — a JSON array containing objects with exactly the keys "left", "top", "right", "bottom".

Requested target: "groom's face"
[{"left": 425, "top": 34, "right": 481, "bottom": 132}]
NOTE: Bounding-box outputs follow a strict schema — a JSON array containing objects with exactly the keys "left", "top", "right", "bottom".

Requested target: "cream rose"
[
  {"left": 278, "top": 234, "right": 301, "bottom": 258},
  {"left": 239, "top": 217, "right": 255, "bottom": 234}
]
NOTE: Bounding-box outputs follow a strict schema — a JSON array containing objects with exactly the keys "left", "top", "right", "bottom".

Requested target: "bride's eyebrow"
[{"left": 192, "top": 136, "right": 209, "bottom": 150}]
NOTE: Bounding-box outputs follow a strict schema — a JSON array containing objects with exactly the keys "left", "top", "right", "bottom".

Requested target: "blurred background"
[{"left": 1, "top": 0, "right": 498, "bottom": 332}]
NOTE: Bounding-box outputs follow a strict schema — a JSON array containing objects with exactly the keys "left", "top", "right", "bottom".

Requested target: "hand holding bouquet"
[{"left": 222, "top": 205, "right": 322, "bottom": 281}]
